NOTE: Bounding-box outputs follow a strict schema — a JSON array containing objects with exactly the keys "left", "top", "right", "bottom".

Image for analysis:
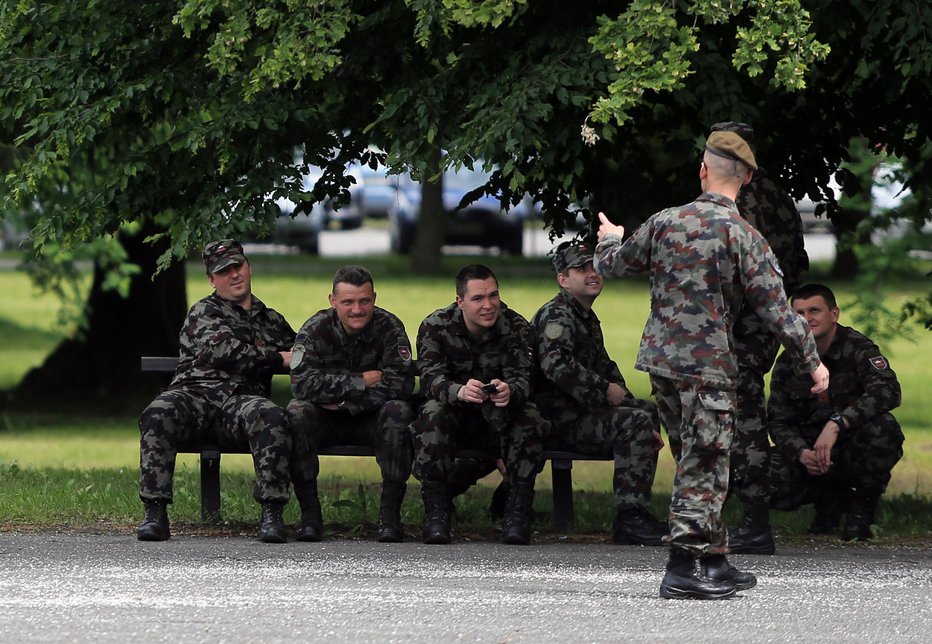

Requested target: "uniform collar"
[
  {"left": 557, "top": 289, "right": 597, "bottom": 321},
  {"left": 696, "top": 191, "right": 738, "bottom": 210},
  {"left": 822, "top": 324, "right": 850, "bottom": 359}
]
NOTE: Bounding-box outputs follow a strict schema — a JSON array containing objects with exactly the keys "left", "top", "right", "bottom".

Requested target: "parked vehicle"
[
  {"left": 260, "top": 173, "right": 325, "bottom": 254},
  {"left": 388, "top": 166, "right": 530, "bottom": 255},
  {"left": 354, "top": 162, "right": 399, "bottom": 219}
]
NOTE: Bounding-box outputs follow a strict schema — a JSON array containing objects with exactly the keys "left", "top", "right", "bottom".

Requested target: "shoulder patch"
[
  {"left": 291, "top": 345, "right": 305, "bottom": 370},
  {"left": 544, "top": 322, "right": 565, "bottom": 340},
  {"left": 869, "top": 355, "right": 889, "bottom": 371},
  {"left": 398, "top": 345, "right": 412, "bottom": 362}
]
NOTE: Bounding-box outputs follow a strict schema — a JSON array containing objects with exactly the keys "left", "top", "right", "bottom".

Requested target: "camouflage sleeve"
[
  {"left": 838, "top": 337, "right": 902, "bottom": 429},
  {"left": 500, "top": 312, "right": 532, "bottom": 408},
  {"left": 344, "top": 312, "right": 415, "bottom": 415},
  {"left": 270, "top": 311, "right": 297, "bottom": 351},
  {"left": 535, "top": 304, "right": 611, "bottom": 408},
  {"left": 182, "top": 300, "right": 285, "bottom": 375},
  {"left": 290, "top": 315, "right": 365, "bottom": 404},
  {"left": 593, "top": 223, "right": 652, "bottom": 278},
  {"left": 767, "top": 356, "right": 813, "bottom": 460},
  {"left": 738, "top": 231, "right": 820, "bottom": 376},
  {"left": 416, "top": 314, "right": 462, "bottom": 405}
]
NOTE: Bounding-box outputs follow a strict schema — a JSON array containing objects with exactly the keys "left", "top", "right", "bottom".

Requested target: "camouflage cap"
[
  {"left": 202, "top": 238, "right": 247, "bottom": 274},
  {"left": 705, "top": 131, "right": 758, "bottom": 171},
  {"left": 553, "top": 241, "right": 594, "bottom": 273},
  {"left": 710, "top": 121, "right": 754, "bottom": 144}
]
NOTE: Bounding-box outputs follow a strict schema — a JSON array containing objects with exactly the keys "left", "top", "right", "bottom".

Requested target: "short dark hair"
[
  {"left": 455, "top": 264, "right": 498, "bottom": 297},
  {"left": 332, "top": 265, "right": 374, "bottom": 293},
  {"left": 791, "top": 283, "right": 837, "bottom": 309}
]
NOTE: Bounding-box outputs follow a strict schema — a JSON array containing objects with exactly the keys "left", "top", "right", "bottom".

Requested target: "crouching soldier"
[
  {"left": 412, "top": 264, "right": 548, "bottom": 545},
  {"left": 767, "top": 283, "right": 904, "bottom": 541},
  {"left": 287, "top": 266, "right": 416, "bottom": 542}
]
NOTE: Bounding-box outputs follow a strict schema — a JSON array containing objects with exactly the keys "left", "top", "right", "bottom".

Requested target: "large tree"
[{"left": 1, "top": 0, "right": 929, "bottom": 403}]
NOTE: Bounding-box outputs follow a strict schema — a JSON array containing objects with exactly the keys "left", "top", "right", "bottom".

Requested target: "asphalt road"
[{"left": 1, "top": 531, "right": 929, "bottom": 642}]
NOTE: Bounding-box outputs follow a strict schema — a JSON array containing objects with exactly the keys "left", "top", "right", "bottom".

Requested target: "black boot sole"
[{"left": 660, "top": 584, "right": 737, "bottom": 600}]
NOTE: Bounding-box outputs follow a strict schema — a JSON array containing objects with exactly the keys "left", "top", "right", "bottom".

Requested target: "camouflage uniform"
[
  {"left": 532, "top": 289, "right": 660, "bottom": 511},
  {"left": 729, "top": 168, "right": 810, "bottom": 506},
  {"left": 413, "top": 302, "right": 546, "bottom": 482},
  {"left": 768, "top": 324, "right": 903, "bottom": 511},
  {"left": 139, "top": 292, "right": 296, "bottom": 504},
  {"left": 595, "top": 191, "right": 820, "bottom": 556},
  {"left": 286, "top": 306, "right": 416, "bottom": 484}
]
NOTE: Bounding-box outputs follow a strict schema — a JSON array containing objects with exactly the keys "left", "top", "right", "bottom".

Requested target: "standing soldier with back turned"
[{"left": 595, "top": 132, "right": 829, "bottom": 599}]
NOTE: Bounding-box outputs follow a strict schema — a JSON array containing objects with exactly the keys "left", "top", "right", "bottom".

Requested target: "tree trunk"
[
  {"left": 412, "top": 146, "right": 446, "bottom": 274},
  {"left": 7, "top": 224, "right": 187, "bottom": 411}
]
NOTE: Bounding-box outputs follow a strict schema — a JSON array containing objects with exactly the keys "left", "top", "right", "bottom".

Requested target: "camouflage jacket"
[
  {"left": 768, "top": 324, "right": 901, "bottom": 459},
  {"left": 531, "top": 289, "right": 627, "bottom": 412},
  {"left": 737, "top": 168, "right": 809, "bottom": 295},
  {"left": 290, "top": 306, "right": 414, "bottom": 415},
  {"left": 416, "top": 302, "right": 533, "bottom": 409},
  {"left": 732, "top": 168, "right": 810, "bottom": 368},
  {"left": 594, "top": 191, "right": 820, "bottom": 389},
  {"left": 170, "top": 292, "right": 295, "bottom": 400}
]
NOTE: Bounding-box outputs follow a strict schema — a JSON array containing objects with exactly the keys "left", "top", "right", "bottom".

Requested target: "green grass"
[{"left": 1, "top": 254, "right": 930, "bottom": 540}]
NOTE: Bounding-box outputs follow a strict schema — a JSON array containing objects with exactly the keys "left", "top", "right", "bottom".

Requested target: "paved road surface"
[{"left": 1, "top": 532, "right": 929, "bottom": 642}]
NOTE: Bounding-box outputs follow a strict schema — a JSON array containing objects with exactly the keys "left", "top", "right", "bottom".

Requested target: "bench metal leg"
[
  {"left": 551, "top": 458, "right": 574, "bottom": 531},
  {"left": 200, "top": 450, "right": 222, "bottom": 524}
]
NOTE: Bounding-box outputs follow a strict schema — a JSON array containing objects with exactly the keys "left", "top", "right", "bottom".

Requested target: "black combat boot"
[
  {"left": 257, "top": 501, "right": 288, "bottom": 544},
  {"left": 421, "top": 480, "right": 451, "bottom": 544},
  {"left": 659, "top": 548, "right": 737, "bottom": 600},
  {"left": 502, "top": 478, "right": 535, "bottom": 545},
  {"left": 137, "top": 499, "right": 170, "bottom": 542},
  {"left": 808, "top": 486, "right": 847, "bottom": 535},
  {"left": 842, "top": 490, "right": 881, "bottom": 542},
  {"left": 489, "top": 480, "right": 510, "bottom": 520},
  {"left": 700, "top": 554, "right": 758, "bottom": 591},
  {"left": 377, "top": 481, "right": 407, "bottom": 543},
  {"left": 294, "top": 481, "right": 323, "bottom": 542},
  {"left": 612, "top": 507, "right": 668, "bottom": 546},
  {"left": 727, "top": 502, "right": 775, "bottom": 555}
]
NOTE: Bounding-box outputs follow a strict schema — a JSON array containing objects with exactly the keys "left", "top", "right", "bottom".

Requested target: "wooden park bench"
[{"left": 141, "top": 356, "right": 611, "bottom": 531}]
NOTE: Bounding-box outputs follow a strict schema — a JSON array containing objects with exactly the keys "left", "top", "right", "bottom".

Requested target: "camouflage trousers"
[
  {"left": 139, "top": 387, "right": 292, "bottom": 504},
  {"left": 544, "top": 398, "right": 660, "bottom": 512},
  {"left": 412, "top": 399, "right": 547, "bottom": 482},
  {"left": 728, "top": 362, "right": 774, "bottom": 506},
  {"left": 286, "top": 399, "right": 415, "bottom": 484},
  {"left": 651, "top": 376, "right": 736, "bottom": 556},
  {"left": 769, "top": 413, "right": 904, "bottom": 510}
]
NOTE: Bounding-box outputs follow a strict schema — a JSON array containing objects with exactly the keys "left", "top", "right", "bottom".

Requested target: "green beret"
[{"left": 705, "top": 131, "right": 758, "bottom": 171}]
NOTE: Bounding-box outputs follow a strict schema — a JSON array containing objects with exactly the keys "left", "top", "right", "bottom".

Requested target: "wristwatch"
[{"left": 829, "top": 412, "right": 845, "bottom": 429}]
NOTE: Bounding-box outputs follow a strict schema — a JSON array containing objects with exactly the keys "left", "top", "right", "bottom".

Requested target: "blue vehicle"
[{"left": 388, "top": 166, "right": 530, "bottom": 255}]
